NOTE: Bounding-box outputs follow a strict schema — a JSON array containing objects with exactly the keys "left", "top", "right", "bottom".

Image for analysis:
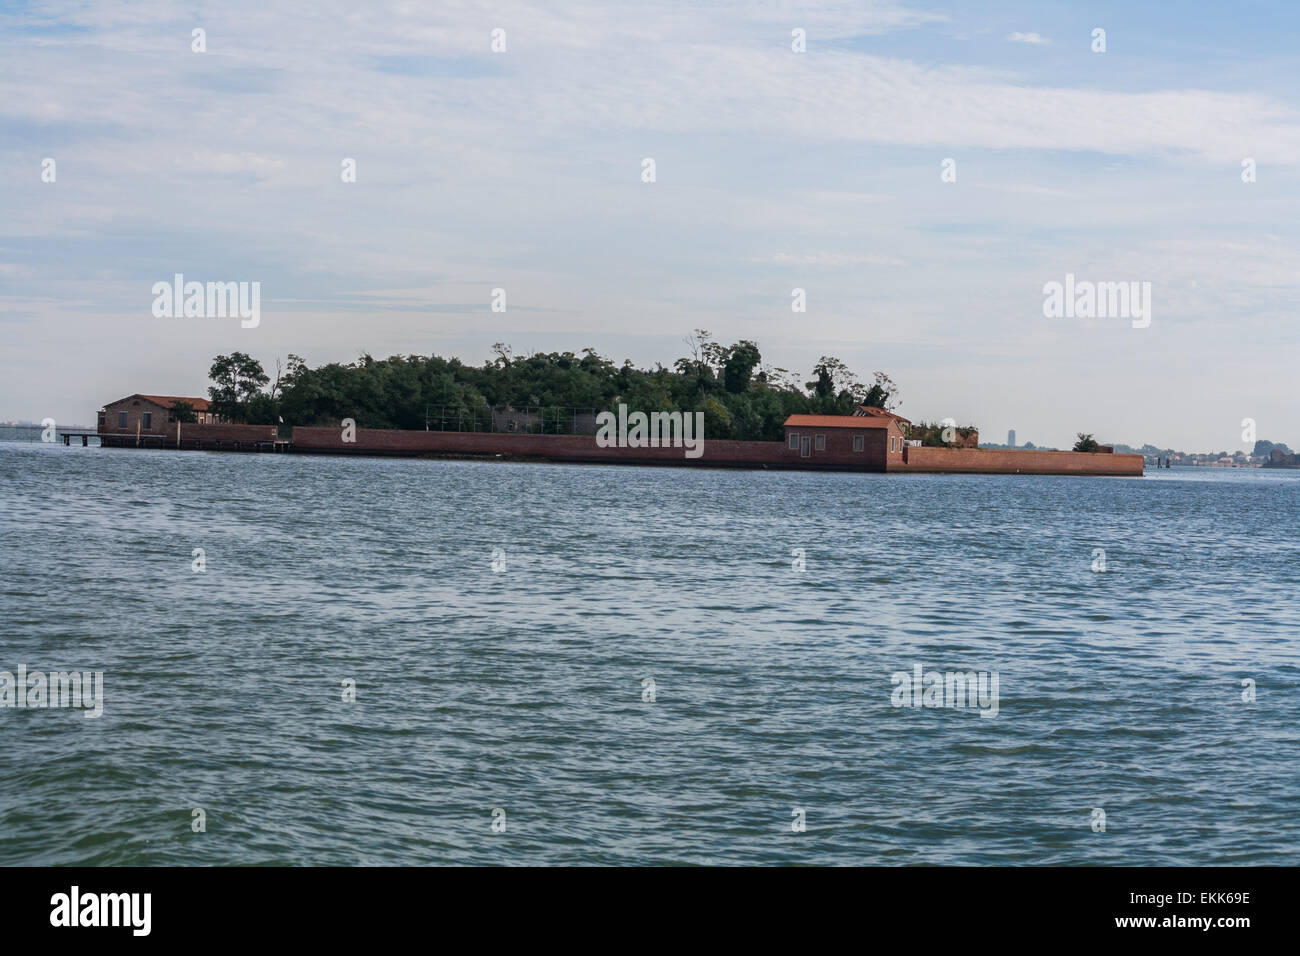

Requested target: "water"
[{"left": 1, "top": 440, "right": 1297, "bottom": 865}]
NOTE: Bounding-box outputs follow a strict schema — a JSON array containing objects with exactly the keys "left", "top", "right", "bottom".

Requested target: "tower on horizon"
[{"left": 1008, "top": 429, "right": 1016, "bottom": 448}]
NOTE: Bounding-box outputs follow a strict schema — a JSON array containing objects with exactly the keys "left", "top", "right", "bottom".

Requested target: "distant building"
[
  {"left": 98, "top": 394, "right": 221, "bottom": 435},
  {"left": 1008, "top": 429, "right": 1016, "bottom": 448}
]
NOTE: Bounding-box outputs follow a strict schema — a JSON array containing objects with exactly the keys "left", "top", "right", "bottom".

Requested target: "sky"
[{"left": 2, "top": 0, "right": 1298, "bottom": 451}]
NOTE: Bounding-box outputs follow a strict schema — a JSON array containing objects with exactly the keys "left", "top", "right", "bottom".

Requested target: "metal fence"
[{"left": 423, "top": 405, "right": 601, "bottom": 436}]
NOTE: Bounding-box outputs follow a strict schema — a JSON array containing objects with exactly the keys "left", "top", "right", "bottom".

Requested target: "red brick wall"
[
  {"left": 180, "top": 423, "right": 277, "bottom": 443},
  {"left": 290, "top": 425, "right": 1149, "bottom": 475},
  {"left": 290, "top": 427, "right": 822, "bottom": 468},
  {"left": 101, "top": 422, "right": 276, "bottom": 446},
  {"left": 91, "top": 419, "right": 1146, "bottom": 476},
  {"left": 901, "top": 445, "right": 1143, "bottom": 476}
]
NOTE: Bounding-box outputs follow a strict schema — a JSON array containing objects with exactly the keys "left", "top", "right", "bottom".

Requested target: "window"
[
  {"left": 853, "top": 435, "right": 864, "bottom": 452},
  {"left": 890, "top": 436, "right": 896, "bottom": 452},
  {"left": 788, "top": 432, "right": 799, "bottom": 449},
  {"left": 815, "top": 434, "right": 826, "bottom": 451},
  {"left": 117, "top": 411, "right": 127, "bottom": 428},
  {"left": 142, "top": 412, "right": 152, "bottom": 429}
]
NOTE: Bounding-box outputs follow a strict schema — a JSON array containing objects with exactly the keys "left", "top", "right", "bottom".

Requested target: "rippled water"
[{"left": 1, "top": 441, "right": 1297, "bottom": 865}]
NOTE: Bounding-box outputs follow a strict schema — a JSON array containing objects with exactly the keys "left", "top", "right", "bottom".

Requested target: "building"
[
  {"left": 853, "top": 405, "right": 911, "bottom": 424},
  {"left": 98, "top": 394, "right": 221, "bottom": 435},
  {"left": 1268, "top": 448, "right": 1300, "bottom": 468},
  {"left": 783, "top": 414, "right": 907, "bottom": 469},
  {"left": 1008, "top": 429, "right": 1016, "bottom": 448}
]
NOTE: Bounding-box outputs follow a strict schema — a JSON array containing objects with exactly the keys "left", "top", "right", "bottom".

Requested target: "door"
[{"left": 800, "top": 436, "right": 811, "bottom": 457}]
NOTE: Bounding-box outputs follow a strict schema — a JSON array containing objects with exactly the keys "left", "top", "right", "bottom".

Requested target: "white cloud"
[
  {"left": 189, "top": 152, "right": 286, "bottom": 177},
  {"left": 1005, "top": 32, "right": 1050, "bottom": 45},
  {"left": 755, "top": 252, "right": 906, "bottom": 268}
]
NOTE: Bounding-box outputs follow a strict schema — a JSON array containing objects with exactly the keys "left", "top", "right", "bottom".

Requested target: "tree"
[
  {"left": 860, "top": 371, "right": 899, "bottom": 411},
  {"left": 1073, "top": 433, "right": 1100, "bottom": 452},
  {"left": 723, "top": 340, "right": 761, "bottom": 394},
  {"left": 170, "top": 400, "right": 197, "bottom": 423},
  {"left": 208, "top": 352, "right": 270, "bottom": 422},
  {"left": 262, "top": 339, "right": 902, "bottom": 442},
  {"left": 806, "top": 358, "right": 840, "bottom": 399}
]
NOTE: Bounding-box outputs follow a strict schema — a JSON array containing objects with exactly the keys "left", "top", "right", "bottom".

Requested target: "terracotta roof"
[
  {"left": 122, "top": 394, "right": 213, "bottom": 412},
  {"left": 854, "top": 405, "right": 911, "bottom": 425},
  {"left": 784, "top": 414, "right": 895, "bottom": 429}
]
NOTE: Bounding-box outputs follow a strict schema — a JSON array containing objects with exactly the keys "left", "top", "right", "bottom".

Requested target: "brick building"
[
  {"left": 98, "top": 394, "right": 221, "bottom": 435},
  {"left": 783, "top": 414, "right": 907, "bottom": 469}
]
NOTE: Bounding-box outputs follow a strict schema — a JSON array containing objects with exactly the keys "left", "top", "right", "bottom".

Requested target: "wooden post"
[
  {"left": 136, "top": 419, "right": 141, "bottom": 447},
  {"left": 177, "top": 420, "right": 182, "bottom": 449}
]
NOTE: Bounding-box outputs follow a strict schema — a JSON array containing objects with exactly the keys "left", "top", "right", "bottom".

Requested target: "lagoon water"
[{"left": 1, "top": 440, "right": 1298, "bottom": 865}]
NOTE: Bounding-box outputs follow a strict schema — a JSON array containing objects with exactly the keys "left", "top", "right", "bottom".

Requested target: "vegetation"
[
  {"left": 1252, "top": 439, "right": 1292, "bottom": 457},
  {"left": 905, "top": 421, "right": 979, "bottom": 447},
  {"left": 169, "top": 400, "right": 197, "bottom": 423},
  {"left": 206, "top": 333, "right": 901, "bottom": 442},
  {"left": 1073, "top": 433, "right": 1100, "bottom": 453},
  {"left": 208, "top": 352, "right": 270, "bottom": 423}
]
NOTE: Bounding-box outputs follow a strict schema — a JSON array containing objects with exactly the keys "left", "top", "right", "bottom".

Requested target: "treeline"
[
  {"left": 205, "top": 333, "right": 901, "bottom": 442},
  {"left": 908, "top": 421, "right": 980, "bottom": 447}
]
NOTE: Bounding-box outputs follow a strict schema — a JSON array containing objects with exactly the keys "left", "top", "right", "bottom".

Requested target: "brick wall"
[
  {"left": 90, "top": 418, "right": 1144, "bottom": 476},
  {"left": 289, "top": 427, "right": 834, "bottom": 468},
  {"left": 289, "top": 425, "right": 1147, "bottom": 475},
  {"left": 180, "top": 423, "right": 278, "bottom": 443},
  {"left": 100, "top": 422, "right": 277, "bottom": 447},
  {"left": 901, "top": 445, "right": 1143, "bottom": 476}
]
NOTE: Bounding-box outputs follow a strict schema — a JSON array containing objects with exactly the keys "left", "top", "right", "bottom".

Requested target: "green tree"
[
  {"left": 170, "top": 400, "right": 197, "bottom": 423},
  {"left": 1073, "top": 433, "right": 1100, "bottom": 452},
  {"left": 254, "top": 340, "right": 900, "bottom": 443},
  {"left": 208, "top": 352, "right": 270, "bottom": 422},
  {"left": 723, "top": 340, "right": 761, "bottom": 394}
]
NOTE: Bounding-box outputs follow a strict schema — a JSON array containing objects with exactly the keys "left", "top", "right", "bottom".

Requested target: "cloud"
[
  {"left": 188, "top": 152, "right": 286, "bottom": 177},
  {"left": 755, "top": 252, "right": 906, "bottom": 268},
  {"left": 1005, "top": 32, "right": 1050, "bottom": 45}
]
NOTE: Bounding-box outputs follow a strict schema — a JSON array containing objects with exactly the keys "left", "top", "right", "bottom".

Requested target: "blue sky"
[{"left": 2, "top": 0, "right": 1298, "bottom": 450}]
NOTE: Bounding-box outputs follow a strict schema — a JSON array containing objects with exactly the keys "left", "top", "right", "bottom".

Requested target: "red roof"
[
  {"left": 784, "top": 414, "right": 896, "bottom": 429},
  {"left": 854, "top": 405, "right": 911, "bottom": 425},
  {"left": 114, "top": 394, "right": 213, "bottom": 412}
]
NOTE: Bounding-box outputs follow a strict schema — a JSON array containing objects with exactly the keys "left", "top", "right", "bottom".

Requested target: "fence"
[{"left": 423, "top": 405, "right": 601, "bottom": 436}]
